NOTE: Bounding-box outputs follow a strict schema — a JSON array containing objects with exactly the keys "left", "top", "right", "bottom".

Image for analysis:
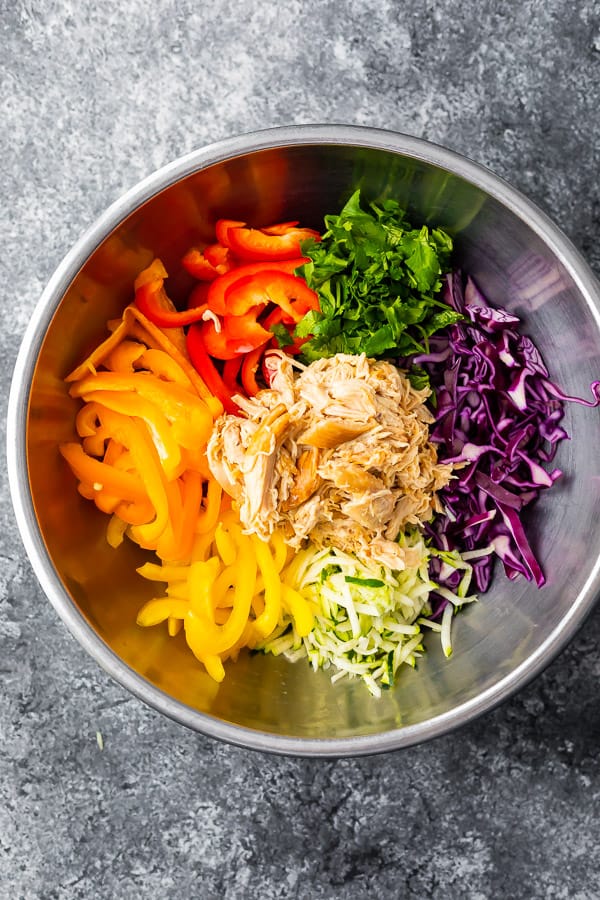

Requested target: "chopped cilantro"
[
  {"left": 269, "top": 322, "right": 294, "bottom": 348},
  {"left": 295, "top": 190, "right": 461, "bottom": 362}
]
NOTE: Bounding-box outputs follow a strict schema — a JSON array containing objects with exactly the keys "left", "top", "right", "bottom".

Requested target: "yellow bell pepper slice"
[
  {"left": 71, "top": 372, "right": 213, "bottom": 450},
  {"left": 195, "top": 479, "right": 222, "bottom": 534},
  {"left": 185, "top": 531, "right": 256, "bottom": 658},
  {"left": 281, "top": 584, "right": 314, "bottom": 638},
  {"left": 94, "top": 407, "right": 170, "bottom": 547},
  {"left": 81, "top": 389, "right": 182, "bottom": 480},
  {"left": 137, "top": 597, "right": 190, "bottom": 626},
  {"left": 251, "top": 535, "right": 282, "bottom": 638},
  {"left": 187, "top": 556, "right": 221, "bottom": 622}
]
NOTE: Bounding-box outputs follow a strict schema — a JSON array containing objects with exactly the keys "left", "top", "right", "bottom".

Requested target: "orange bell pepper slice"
[
  {"left": 92, "top": 407, "right": 171, "bottom": 548},
  {"left": 82, "top": 389, "right": 183, "bottom": 481},
  {"left": 70, "top": 372, "right": 214, "bottom": 450},
  {"left": 59, "top": 442, "right": 148, "bottom": 504}
]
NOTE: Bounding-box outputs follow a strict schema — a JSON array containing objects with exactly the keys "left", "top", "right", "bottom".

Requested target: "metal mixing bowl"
[{"left": 8, "top": 125, "right": 600, "bottom": 756}]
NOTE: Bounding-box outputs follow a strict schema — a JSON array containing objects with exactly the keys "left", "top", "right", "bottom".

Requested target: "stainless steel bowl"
[{"left": 8, "top": 125, "right": 600, "bottom": 756}]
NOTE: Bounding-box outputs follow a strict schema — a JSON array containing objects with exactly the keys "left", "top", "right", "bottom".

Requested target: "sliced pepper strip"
[
  {"left": 182, "top": 244, "right": 235, "bottom": 281},
  {"left": 106, "top": 514, "right": 128, "bottom": 549},
  {"left": 105, "top": 340, "right": 146, "bottom": 373},
  {"left": 195, "top": 479, "right": 224, "bottom": 534},
  {"left": 226, "top": 271, "right": 318, "bottom": 323},
  {"left": 250, "top": 534, "right": 282, "bottom": 637},
  {"left": 199, "top": 655, "right": 226, "bottom": 682},
  {"left": 261, "top": 220, "right": 299, "bottom": 235},
  {"left": 206, "top": 258, "right": 307, "bottom": 316},
  {"left": 66, "top": 305, "right": 222, "bottom": 417},
  {"left": 281, "top": 584, "right": 314, "bottom": 638},
  {"left": 114, "top": 499, "right": 156, "bottom": 526},
  {"left": 156, "top": 477, "right": 186, "bottom": 561},
  {"left": 175, "top": 469, "right": 203, "bottom": 562},
  {"left": 222, "top": 356, "right": 243, "bottom": 394},
  {"left": 59, "top": 442, "right": 148, "bottom": 504},
  {"left": 65, "top": 316, "right": 132, "bottom": 383},
  {"left": 95, "top": 407, "right": 170, "bottom": 547},
  {"left": 137, "top": 562, "right": 191, "bottom": 582},
  {"left": 168, "top": 618, "right": 183, "bottom": 637},
  {"left": 185, "top": 529, "right": 256, "bottom": 656},
  {"left": 240, "top": 345, "right": 263, "bottom": 396},
  {"left": 136, "top": 349, "right": 195, "bottom": 390},
  {"left": 219, "top": 221, "right": 321, "bottom": 261},
  {"left": 201, "top": 310, "right": 273, "bottom": 359},
  {"left": 215, "top": 219, "right": 246, "bottom": 247},
  {"left": 214, "top": 522, "right": 237, "bottom": 567},
  {"left": 186, "top": 324, "right": 241, "bottom": 415},
  {"left": 137, "top": 597, "right": 190, "bottom": 627},
  {"left": 82, "top": 389, "right": 182, "bottom": 480},
  {"left": 135, "top": 258, "right": 211, "bottom": 328},
  {"left": 196, "top": 318, "right": 240, "bottom": 362},
  {"left": 71, "top": 372, "right": 214, "bottom": 450},
  {"left": 187, "top": 557, "right": 221, "bottom": 622}
]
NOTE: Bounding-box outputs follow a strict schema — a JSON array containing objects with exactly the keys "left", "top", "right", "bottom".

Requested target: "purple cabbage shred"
[{"left": 405, "top": 272, "right": 600, "bottom": 596}]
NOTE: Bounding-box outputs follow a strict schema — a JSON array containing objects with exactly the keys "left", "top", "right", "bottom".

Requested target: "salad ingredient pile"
[
  {"left": 409, "top": 272, "right": 600, "bottom": 591},
  {"left": 295, "top": 190, "right": 461, "bottom": 361},
  {"left": 59, "top": 190, "right": 599, "bottom": 697},
  {"left": 207, "top": 352, "right": 452, "bottom": 571},
  {"left": 261, "top": 534, "right": 476, "bottom": 692},
  {"left": 60, "top": 305, "right": 220, "bottom": 562}
]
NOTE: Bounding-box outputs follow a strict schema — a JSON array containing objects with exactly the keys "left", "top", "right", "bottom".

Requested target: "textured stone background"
[{"left": 2, "top": 1, "right": 600, "bottom": 898}]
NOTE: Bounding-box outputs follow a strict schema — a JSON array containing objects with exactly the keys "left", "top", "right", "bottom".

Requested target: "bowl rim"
[{"left": 8, "top": 123, "right": 600, "bottom": 757}]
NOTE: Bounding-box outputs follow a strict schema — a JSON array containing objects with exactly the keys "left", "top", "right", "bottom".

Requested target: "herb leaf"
[
  {"left": 269, "top": 322, "right": 294, "bottom": 348},
  {"left": 295, "top": 190, "right": 461, "bottom": 362}
]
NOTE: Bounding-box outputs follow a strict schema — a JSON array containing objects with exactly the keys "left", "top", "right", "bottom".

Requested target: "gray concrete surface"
[{"left": 2, "top": 1, "right": 600, "bottom": 897}]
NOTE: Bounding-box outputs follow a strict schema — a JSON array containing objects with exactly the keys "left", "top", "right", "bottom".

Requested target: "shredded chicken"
[{"left": 207, "top": 352, "right": 453, "bottom": 570}]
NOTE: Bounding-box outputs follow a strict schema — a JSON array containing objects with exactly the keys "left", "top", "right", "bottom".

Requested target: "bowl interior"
[{"left": 24, "top": 139, "right": 600, "bottom": 746}]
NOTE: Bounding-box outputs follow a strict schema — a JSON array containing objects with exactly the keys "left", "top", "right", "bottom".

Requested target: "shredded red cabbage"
[{"left": 405, "top": 272, "right": 600, "bottom": 594}]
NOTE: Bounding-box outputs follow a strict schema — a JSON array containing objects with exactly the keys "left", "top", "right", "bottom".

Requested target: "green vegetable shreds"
[{"left": 295, "top": 189, "right": 462, "bottom": 362}]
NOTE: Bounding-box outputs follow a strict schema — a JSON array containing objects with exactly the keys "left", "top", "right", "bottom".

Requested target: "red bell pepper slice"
[
  {"left": 228, "top": 271, "right": 318, "bottom": 323},
  {"left": 207, "top": 258, "right": 307, "bottom": 316},
  {"left": 182, "top": 244, "right": 235, "bottom": 281},
  {"left": 197, "top": 319, "right": 239, "bottom": 361},
  {"left": 241, "top": 345, "right": 264, "bottom": 396},
  {"left": 261, "top": 221, "right": 300, "bottom": 236},
  {"left": 222, "top": 356, "right": 243, "bottom": 394},
  {"left": 204, "top": 243, "right": 233, "bottom": 269},
  {"left": 261, "top": 307, "right": 284, "bottom": 329},
  {"left": 220, "top": 222, "right": 321, "bottom": 261},
  {"left": 187, "top": 282, "right": 210, "bottom": 309},
  {"left": 223, "top": 310, "right": 273, "bottom": 351},
  {"left": 186, "top": 324, "right": 240, "bottom": 415},
  {"left": 134, "top": 259, "right": 210, "bottom": 328},
  {"left": 199, "top": 310, "right": 273, "bottom": 360},
  {"left": 215, "top": 219, "right": 246, "bottom": 247}
]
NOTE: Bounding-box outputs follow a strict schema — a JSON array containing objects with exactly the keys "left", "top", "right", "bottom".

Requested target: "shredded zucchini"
[{"left": 260, "top": 530, "right": 477, "bottom": 698}]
